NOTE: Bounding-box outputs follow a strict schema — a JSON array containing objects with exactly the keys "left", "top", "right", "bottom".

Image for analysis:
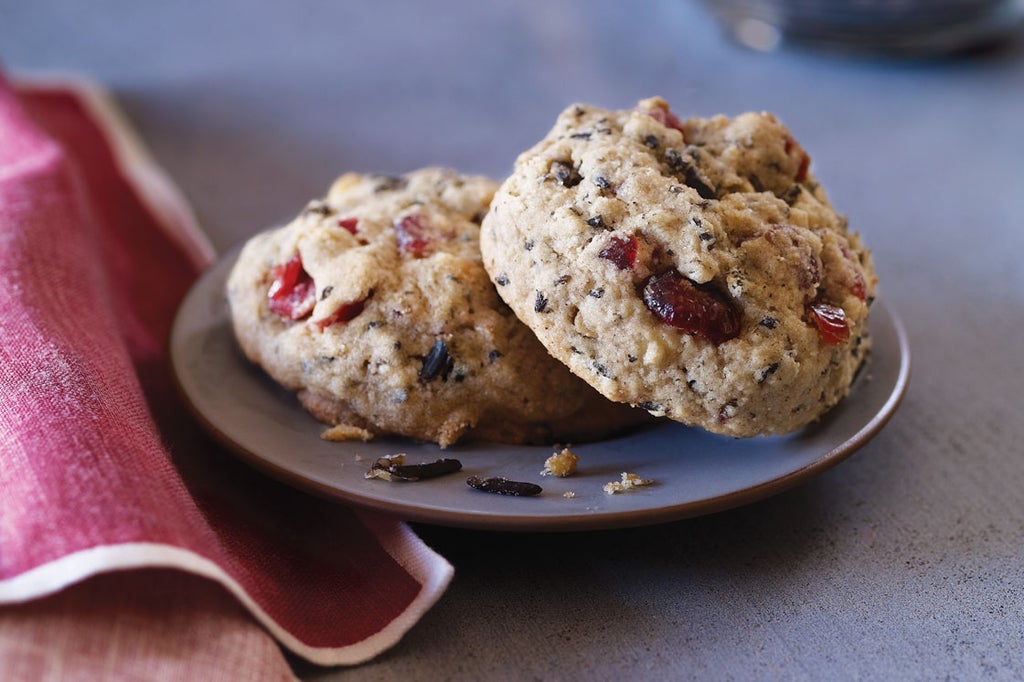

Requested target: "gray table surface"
[{"left": 3, "top": 1, "right": 1023, "bottom": 679}]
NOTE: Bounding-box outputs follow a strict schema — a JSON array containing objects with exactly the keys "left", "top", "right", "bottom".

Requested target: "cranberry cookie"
[
  {"left": 480, "top": 98, "right": 876, "bottom": 437},
  {"left": 227, "top": 168, "right": 646, "bottom": 447}
]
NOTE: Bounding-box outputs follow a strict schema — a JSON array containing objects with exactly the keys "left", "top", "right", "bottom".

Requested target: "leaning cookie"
[
  {"left": 480, "top": 98, "right": 876, "bottom": 437},
  {"left": 226, "top": 168, "right": 648, "bottom": 447}
]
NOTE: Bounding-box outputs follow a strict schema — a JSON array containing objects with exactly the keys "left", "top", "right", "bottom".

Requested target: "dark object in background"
[{"left": 704, "top": 0, "right": 1024, "bottom": 55}]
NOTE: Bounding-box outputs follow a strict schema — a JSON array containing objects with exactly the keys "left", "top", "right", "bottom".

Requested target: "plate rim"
[{"left": 171, "top": 248, "right": 911, "bottom": 532}]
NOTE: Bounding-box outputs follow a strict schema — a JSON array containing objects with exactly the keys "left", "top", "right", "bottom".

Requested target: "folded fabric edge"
[
  {"left": 354, "top": 511, "right": 456, "bottom": 657},
  {"left": 2, "top": 73, "right": 457, "bottom": 667},
  {"left": 13, "top": 71, "right": 216, "bottom": 270},
  {"left": 0, "top": 537, "right": 452, "bottom": 667}
]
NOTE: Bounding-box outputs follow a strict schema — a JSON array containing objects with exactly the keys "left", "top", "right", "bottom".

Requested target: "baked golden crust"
[
  {"left": 227, "top": 167, "right": 648, "bottom": 447},
  {"left": 481, "top": 99, "right": 876, "bottom": 437}
]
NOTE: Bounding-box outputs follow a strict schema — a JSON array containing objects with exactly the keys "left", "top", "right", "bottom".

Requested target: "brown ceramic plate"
[{"left": 170, "top": 247, "right": 910, "bottom": 531}]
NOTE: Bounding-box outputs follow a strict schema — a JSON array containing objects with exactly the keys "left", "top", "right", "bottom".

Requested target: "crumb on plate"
[
  {"left": 541, "top": 447, "right": 579, "bottom": 477},
  {"left": 320, "top": 423, "right": 375, "bottom": 442},
  {"left": 603, "top": 472, "right": 655, "bottom": 495}
]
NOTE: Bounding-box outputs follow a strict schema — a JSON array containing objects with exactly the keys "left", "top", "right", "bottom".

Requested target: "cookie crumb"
[
  {"left": 603, "top": 472, "right": 655, "bottom": 494},
  {"left": 321, "top": 423, "right": 374, "bottom": 442},
  {"left": 541, "top": 447, "right": 579, "bottom": 477}
]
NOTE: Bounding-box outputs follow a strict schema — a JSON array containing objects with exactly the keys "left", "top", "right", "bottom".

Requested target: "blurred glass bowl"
[{"left": 704, "top": 0, "right": 1024, "bottom": 54}]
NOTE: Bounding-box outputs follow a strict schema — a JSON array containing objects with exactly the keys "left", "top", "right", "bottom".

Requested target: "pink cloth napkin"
[{"left": 0, "top": 71, "right": 453, "bottom": 676}]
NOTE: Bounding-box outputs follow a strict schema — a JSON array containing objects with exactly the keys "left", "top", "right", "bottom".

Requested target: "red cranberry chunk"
[
  {"left": 795, "top": 153, "right": 810, "bottom": 182},
  {"left": 784, "top": 135, "right": 810, "bottom": 182},
  {"left": 642, "top": 270, "right": 741, "bottom": 344},
  {"left": 338, "top": 217, "right": 359, "bottom": 234},
  {"left": 641, "top": 102, "right": 686, "bottom": 135},
  {"left": 850, "top": 274, "right": 867, "bottom": 301},
  {"left": 313, "top": 299, "right": 365, "bottom": 331},
  {"left": 598, "top": 234, "right": 638, "bottom": 270},
  {"left": 395, "top": 214, "right": 432, "bottom": 257},
  {"left": 268, "top": 254, "right": 316, "bottom": 320},
  {"left": 808, "top": 302, "right": 850, "bottom": 345}
]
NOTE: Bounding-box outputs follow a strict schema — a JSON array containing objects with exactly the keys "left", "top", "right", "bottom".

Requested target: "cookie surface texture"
[
  {"left": 227, "top": 168, "right": 645, "bottom": 447},
  {"left": 480, "top": 98, "right": 877, "bottom": 437}
]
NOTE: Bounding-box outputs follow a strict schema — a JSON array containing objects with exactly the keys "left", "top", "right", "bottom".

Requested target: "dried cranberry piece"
[
  {"left": 795, "top": 153, "right": 810, "bottom": 182},
  {"left": 641, "top": 102, "right": 686, "bottom": 135},
  {"left": 784, "top": 135, "right": 810, "bottom": 182},
  {"left": 338, "top": 217, "right": 359, "bottom": 234},
  {"left": 268, "top": 255, "right": 302, "bottom": 296},
  {"left": 598, "top": 234, "right": 638, "bottom": 270},
  {"left": 268, "top": 254, "right": 316, "bottom": 320},
  {"left": 395, "top": 214, "right": 431, "bottom": 257},
  {"left": 642, "top": 270, "right": 740, "bottom": 344},
  {"left": 850, "top": 275, "right": 867, "bottom": 302},
  {"left": 808, "top": 302, "right": 850, "bottom": 345},
  {"left": 313, "top": 299, "right": 365, "bottom": 331}
]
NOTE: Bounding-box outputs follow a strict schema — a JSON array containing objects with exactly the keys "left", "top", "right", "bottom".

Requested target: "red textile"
[{"left": 0, "top": 72, "right": 451, "bottom": 673}]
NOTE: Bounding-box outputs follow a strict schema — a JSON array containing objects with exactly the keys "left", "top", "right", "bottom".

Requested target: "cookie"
[
  {"left": 226, "top": 167, "right": 647, "bottom": 447},
  {"left": 480, "top": 98, "right": 876, "bottom": 437}
]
